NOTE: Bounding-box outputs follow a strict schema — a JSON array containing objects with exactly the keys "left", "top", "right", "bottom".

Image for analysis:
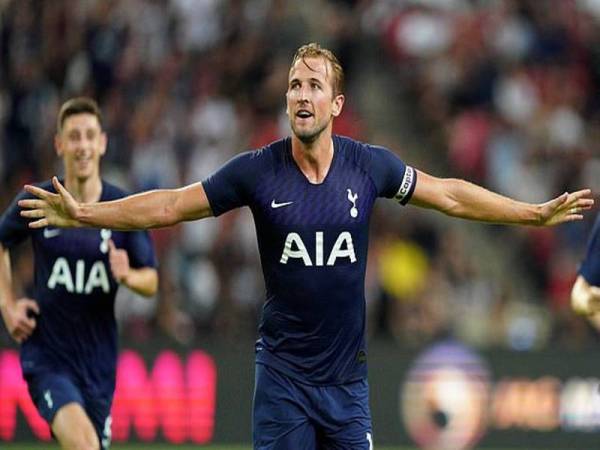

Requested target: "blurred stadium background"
[{"left": 1, "top": 0, "right": 600, "bottom": 448}]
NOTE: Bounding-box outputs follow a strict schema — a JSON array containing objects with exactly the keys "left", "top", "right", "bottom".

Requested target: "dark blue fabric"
[
  {"left": 26, "top": 371, "right": 113, "bottom": 449},
  {"left": 203, "top": 135, "right": 416, "bottom": 385},
  {"left": 253, "top": 363, "right": 372, "bottom": 450},
  {"left": 580, "top": 213, "right": 600, "bottom": 286}
]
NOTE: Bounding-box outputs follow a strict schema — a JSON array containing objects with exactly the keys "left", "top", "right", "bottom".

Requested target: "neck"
[
  {"left": 64, "top": 173, "right": 102, "bottom": 203},
  {"left": 291, "top": 131, "right": 334, "bottom": 184}
]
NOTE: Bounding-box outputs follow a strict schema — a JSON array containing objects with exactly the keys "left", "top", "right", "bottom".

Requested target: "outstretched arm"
[
  {"left": 19, "top": 177, "right": 213, "bottom": 230},
  {"left": 410, "top": 170, "right": 593, "bottom": 226}
]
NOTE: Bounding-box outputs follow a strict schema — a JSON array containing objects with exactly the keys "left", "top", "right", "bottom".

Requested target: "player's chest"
[
  {"left": 253, "top": 177, "right": 376, "bottom": 227},
  {"left": 34, "top": 227, "right": 123, "bottom": 259}
]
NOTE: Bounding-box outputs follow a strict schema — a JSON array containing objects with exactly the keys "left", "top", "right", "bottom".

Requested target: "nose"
[
  {"left": 297, "top": 84, "right": 310, "bottom": 103},
  {"left": 300, "top": 85, "right": 309, "bottom": 100},
  {"left": 75, "top": 141, "right": 93, "bottom": 157}
]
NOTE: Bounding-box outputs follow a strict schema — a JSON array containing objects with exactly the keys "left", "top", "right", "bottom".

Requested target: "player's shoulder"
[
  {"left": 334, "top": 134, "right": 389, "bottom": 169},
  {"left": 254, "top": 137, "right": 289, "bottom": 163},
  {"left": 238, "top": 137, "right": 289, "bottom": 171},
  {"left": 100, "top": 180, "right": 130, "bottom": 201},
  {"left": 36, "top": 179, "right": 56, "bottom": 190},
  {"left": 14, "top": 179, "right": 56, "bottom": 201}
]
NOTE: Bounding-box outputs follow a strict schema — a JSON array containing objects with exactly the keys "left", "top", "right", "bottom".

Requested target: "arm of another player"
[
  {"left": 0, "top": 243, "right": 40, "bottom": 343},
  {"left": 409, "top": 170, "right": 593, "bottom": 226},
  {"left": 571, "top": 275, "right": 600, "bottom": 316},
  {"left": 107, "top": 240, "right": 158, "bottom": 297},
  {"left": 19, "top": 177, "right": 212, "bottom": 230}
]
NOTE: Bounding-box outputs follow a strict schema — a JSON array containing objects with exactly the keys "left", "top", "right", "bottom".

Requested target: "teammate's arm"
[
  {"left": 20, "top": 177, "right": 212, "bottom": 230},
  {"left": 121, "top": 268, "right": 158, "bottom": 297},
  {"left": 410, "top": 170, "right": 593, "bottom": 226},
  {"left": 0, "top": 244, "right": 39, "bottom": 343},
  {"left": 571, "top": 275, "right": 600, "bottom": 316},
  {"left": 108, "top": 240, "right": 158, "bottom": 297}
]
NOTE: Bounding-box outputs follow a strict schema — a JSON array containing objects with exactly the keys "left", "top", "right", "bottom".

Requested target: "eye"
[{"left": 311, "top": 82, "right": 321, "bottom": 90}]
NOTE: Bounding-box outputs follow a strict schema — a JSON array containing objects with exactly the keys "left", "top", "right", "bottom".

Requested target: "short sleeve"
[
  {"left": 202, "top": 150, "right": 264, "bottom": 216},
  {"left": 125, "top": 231, "right": 157, "bottom": 269},
  {"left": 579, "top": 215, "right": 600, "bottom": 286},
  {"left": 368, "top": 145, "right": 417, "bottom": 204},
  {"left": 0, "top": 191, "right": 32, "bottom": 249}
]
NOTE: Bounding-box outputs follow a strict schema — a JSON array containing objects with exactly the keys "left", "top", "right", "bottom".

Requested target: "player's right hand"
[
  {"left": 2, "top": 298, "right": 40, "bottom": 343},
  {"left": 573, "top": 293, "right": 600, "bottom": 316},
  {"left": 18, "top": 177, "right": 82, "bottom": 229},
  {"left": 571, "top": 276, "right": 600, "bottom": 316},
  {"left": 108, "top": 240, "right": 131, "bottom": 284}
]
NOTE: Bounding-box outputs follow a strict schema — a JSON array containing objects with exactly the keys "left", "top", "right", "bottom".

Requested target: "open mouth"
[{"left": 296, "top": 110, "right": 313, "bottom": 119}]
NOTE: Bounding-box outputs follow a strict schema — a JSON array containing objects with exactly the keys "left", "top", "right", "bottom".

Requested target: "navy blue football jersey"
[
  {"left": 580, "top": 213, "right": 600, "bottom": 286},
  {"left": 0, "top": 180, "right": 156, "bottom": 397},
  {"left": 203, "top": 135, "right": 416, "bottom": 384}
]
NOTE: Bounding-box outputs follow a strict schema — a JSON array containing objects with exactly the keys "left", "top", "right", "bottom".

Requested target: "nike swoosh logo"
[
  {"left": 271, "top": 200, "right": 294, "bottom": 209},
  {"left": 43, "top": 228, "right": 61, "bottom": 239}
]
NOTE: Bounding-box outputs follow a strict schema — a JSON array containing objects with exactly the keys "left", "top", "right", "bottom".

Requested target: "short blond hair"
[{"left": 290, "top": 43, "right": 345, "bottom": 96}]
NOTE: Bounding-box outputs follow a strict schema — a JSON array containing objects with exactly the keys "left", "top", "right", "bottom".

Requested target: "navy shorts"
[
  {"left": 253, "top": 363, "right": 373, "bottom": 450},
  {"left": 25, "top": 371, "right": 113, "bottom": 449}
]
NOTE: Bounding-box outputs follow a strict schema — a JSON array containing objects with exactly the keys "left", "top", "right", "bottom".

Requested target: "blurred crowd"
[{"left": 1, "top": 0, "right": 599, "bottom": 350}]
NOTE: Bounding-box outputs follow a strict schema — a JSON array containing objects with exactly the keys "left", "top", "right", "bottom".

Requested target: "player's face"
[
  {"left": 55, "top": 113, "right": 106, "bottom": 181},
  {"left": 286, "top": 56, "right": 344, "bottom": 143}
]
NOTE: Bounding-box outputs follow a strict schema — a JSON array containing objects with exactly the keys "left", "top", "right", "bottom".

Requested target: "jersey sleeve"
[
  {"left": 202, "top": 150, "right": 264, "bottom": 216},
  {"left": 368, "top": 144, "right": 417, "bottom": 204},
  {"left": 0, "top": 191, "right": 32, "bottom": 249},
  {"left": 125, "top": 230, "right": 157, "bottom": 269},
  {"left": 579, "top": 215, "right": 600, "bottom": 286}
]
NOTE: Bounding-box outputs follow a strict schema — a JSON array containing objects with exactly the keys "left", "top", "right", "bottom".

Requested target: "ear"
[
  {"left": 54, "top": 133, "right": 63, "bottom": 157},
  {"left": 331, "top": 94, "right": 345, "bottom": 118},
  {"left": 99, "top": 132, "right": 107, "bottom": 156}
]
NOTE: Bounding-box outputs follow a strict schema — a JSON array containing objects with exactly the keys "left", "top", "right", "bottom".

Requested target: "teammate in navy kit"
[
  {"left": 572, "top": 213, "right": 600, "bottom": 317},
  {"left": 0, "top": 97, "right": 158, "bottom": 450},
  {"left": 20, "top": 44, "right": 593, "bottom": 449}
]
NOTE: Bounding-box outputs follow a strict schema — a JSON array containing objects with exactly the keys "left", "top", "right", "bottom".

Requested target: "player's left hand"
[
  {"left": 537, "top": 189, "right": 594, "bottom": 226},
  {"left": 108, "top": 240, "right": 130, "bottom": 284}
]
